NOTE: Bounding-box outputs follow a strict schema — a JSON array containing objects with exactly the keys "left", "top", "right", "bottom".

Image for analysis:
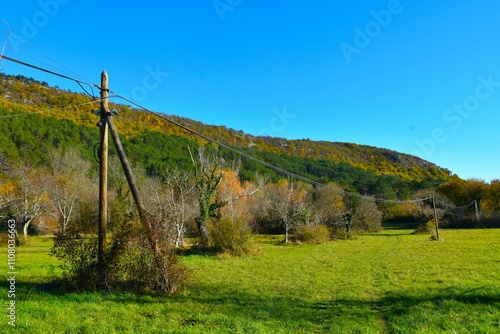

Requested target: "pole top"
[{"left": 101, "top": 71, "right": 109, "bottom": 92}]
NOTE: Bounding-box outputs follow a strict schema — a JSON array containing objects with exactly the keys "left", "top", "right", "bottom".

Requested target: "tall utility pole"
[{"left": 98, "top": 70, "right": 109, "bottom": 280}]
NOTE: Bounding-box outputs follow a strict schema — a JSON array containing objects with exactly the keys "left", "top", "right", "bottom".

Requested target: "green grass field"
[{"left": 2, "top": 225, "right": 500, "bottom": 333}]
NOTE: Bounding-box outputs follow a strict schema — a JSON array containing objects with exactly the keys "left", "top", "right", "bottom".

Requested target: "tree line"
[{"left": 1, "top": 144, "right": 498, "bottom": 246}]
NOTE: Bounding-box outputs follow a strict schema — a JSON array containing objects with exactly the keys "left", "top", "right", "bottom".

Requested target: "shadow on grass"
[
  {"left": 382, "top": 221, "right": 418, "bottom": 230},
  {"left": 10, "top": 280, "right": 500, "bottom": 332},
  {"left": 365, "top": 233, "right": 408, "bottom": 237}
]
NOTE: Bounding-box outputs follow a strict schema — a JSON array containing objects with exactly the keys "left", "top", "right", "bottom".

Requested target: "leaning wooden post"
[
  {"left": 432, "top": 193, "right": 440, "bottom": 240},
  {"left": 98, "top": 71, "right": 109, "bottom": 281},
  {"left": 106, "top": 114, "right": 164, "bottom": 273}
]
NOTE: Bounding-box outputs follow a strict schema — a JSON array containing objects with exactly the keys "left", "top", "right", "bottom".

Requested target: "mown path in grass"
[{"left": 2, "top": 228, "right": 500, "bottom": 333}]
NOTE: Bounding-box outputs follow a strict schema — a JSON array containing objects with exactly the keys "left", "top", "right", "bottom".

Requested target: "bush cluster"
[
  {"left": 51, "top": 221, "right": 188, "bottom": 294},
  {"left": 209, "top": 217, "right": 253, "bottom": 255},
  {"left": 293, "top": 224, "right": 330, "bottom": 244}
]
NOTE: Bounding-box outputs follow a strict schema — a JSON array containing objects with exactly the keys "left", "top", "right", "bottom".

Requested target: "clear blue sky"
[{"left": 1, "top": 0, "right": 499, "bottom": 182}]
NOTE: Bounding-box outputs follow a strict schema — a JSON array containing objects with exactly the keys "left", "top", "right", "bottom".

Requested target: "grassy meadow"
[{"left": 2, "top": 225, "right": 500, "bottom": 333}]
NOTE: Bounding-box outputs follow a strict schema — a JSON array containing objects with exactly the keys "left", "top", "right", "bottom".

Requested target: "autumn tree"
[
  {"left": 0, "top": 182, "right": 15, "bottom": 221},
  {"left": 438, "top": 178, "right": 487, "bottom": 210},
  {"left": 208, "top": 170, "right": 263, "bottom": 253},
  {"left": 218, "top": 170, "right": 262, "bottom": 221},
  {"left": 483, "top": 180, "right": 500, "bottom": 213},
  {"left": 310, "top": 184, "right": 345, "bottom": 226}
]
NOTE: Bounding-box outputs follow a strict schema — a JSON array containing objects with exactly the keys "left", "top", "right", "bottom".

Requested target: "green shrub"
[
  {"left": 50, "top": 230, "right": 99, "bottom": 292},
  {"left": 209, "top": 217, "right": 253, "bottom": 255},
  {"left": 51, "top": 221, "right": 188, "bottom": 294},
  {"left": 294, "top": 224, "right": 330, "bottom": 244},
  {"left": 330, "top": 225, "right": 348, "bottom": 240},
  {"left": 413, "top": 220, "right": 432, "bottom": 234},
  {"left": 108, "top": 235, "right": 188, "bottom": 294}
]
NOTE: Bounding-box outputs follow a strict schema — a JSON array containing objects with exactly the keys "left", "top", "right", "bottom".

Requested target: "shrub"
[
  {"left": 51, "top": 230, "right": 99, "bottom": 292},
  {"left": 51, "top": 220, "right": 188, "bottom": 294},
  {"left": 330, "top": 225, "right": 348, "bottom": 240},
  {"left": 413, "top": 220, "right": 432, "bottom": 234},
  {"left": 294, "top": 224, "right": 330, "bottom": 244},
  {"left": 352, "top": 199, "right": 383, "bottom": 233},
  {"left": 209, "top": 217, "right": 253, "bottom": 255},
  {"left": 108, "top": 233, "right": 188, "bottom": 294}
]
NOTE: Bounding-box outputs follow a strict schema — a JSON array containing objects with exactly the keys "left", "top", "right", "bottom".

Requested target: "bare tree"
[
  {"left": 163, "top": 169, "right": 198, "bottom": 247},
  {"left": 0, "top": 184, "right": 14, "bottom": 221},
  {"left": 48, "top": 148, "right": 91, "bottom": 234},
  {"left": 143, "top": 169, "right": 198, "bottom": 248},
  {"left": 351, "top": 197, "right": 383, "bottom": 233},
  {"left": 265, "top": 179, "right": 308, "bottom": 243},
  {"left": 8, "top": 164, "right": 51, "bottom": 242}
]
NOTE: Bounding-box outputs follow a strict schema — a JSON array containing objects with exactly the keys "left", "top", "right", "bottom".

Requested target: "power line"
[
  {"left": 6, "top": 49, "right": 94, "bottom": 97},
  {"left": 0, "top": 26, "right": 93, "bottom": 84},
  {"left": 112, "top": 93, "right": 433, "bottom": 205},
  {"left": 0, "top": 97, "right": 110, "bottom": 118},
  {"left": 0, "top": 54, "right": 445, "bottom": 205},
  {"left": 438, "top": 200, "right": 476, "bottom": 210},
  {"left": 0, "top": 55, "right": 101, "bottom": 93}
]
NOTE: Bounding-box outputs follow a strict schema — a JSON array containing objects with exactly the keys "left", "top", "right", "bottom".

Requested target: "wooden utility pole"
[
  {"left": 94, "top": 71, "right": 167, "bottom": 289},
  {"left": 474, "top": 200, "right": 480, "bottom": 225},
  {"left": 432, "top": 193, "right": 440, "bottom": 240},
  {"left": 98, "top": 70, "right": 109, "bottom": 280}
]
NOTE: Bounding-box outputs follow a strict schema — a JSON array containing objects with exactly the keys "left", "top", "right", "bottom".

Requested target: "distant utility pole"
[
  {"left": 474, "top": 200, "right": 480, "bottom": 225},
  {"left": 432, "top": 193, "right": 440, "bottom": 240},
  {"left": 98, "top": 70, "right": 109, "bottom": 281}
]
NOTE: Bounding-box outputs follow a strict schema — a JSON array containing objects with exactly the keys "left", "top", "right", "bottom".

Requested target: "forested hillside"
[
  {"left": 0, "top": 73, "right": 454, "bottom": 198},
  {"left": 1, "top": 72, "right": 498, "bottom": 294}
]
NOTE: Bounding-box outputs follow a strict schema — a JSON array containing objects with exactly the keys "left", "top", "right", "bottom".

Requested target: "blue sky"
[{"left": 1, "top": 0, "right": 499, "bottom": 182}]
